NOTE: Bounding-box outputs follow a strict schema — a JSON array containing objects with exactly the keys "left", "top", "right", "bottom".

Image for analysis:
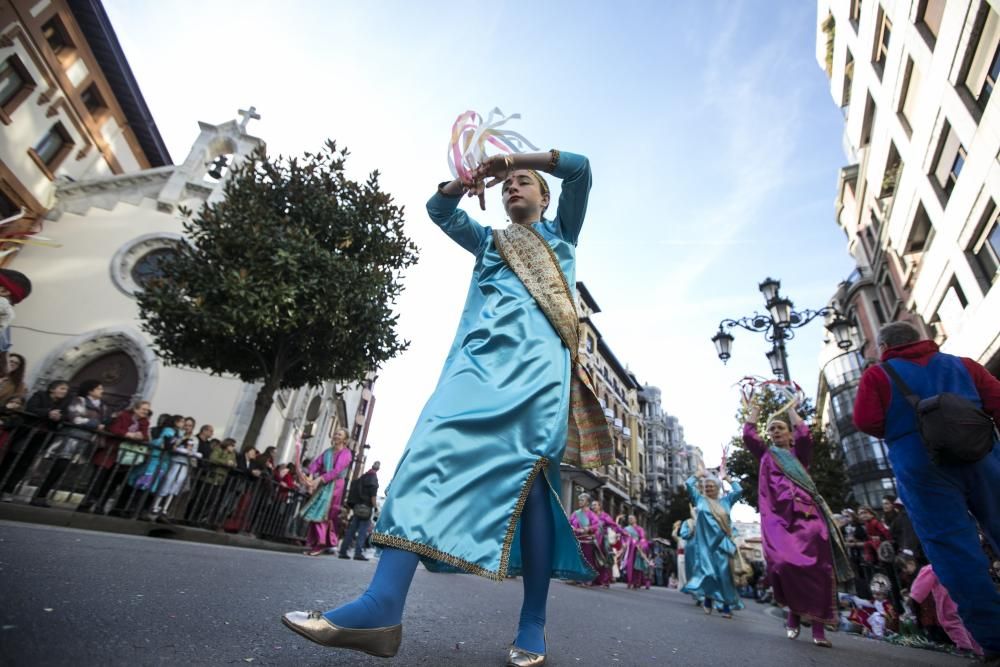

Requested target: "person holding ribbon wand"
[
  {"left": 283, "top": 111, "right": 609, "bottom": 667},
  {"left": 740, "top": 392, "right": 853, "bottom": 647}
]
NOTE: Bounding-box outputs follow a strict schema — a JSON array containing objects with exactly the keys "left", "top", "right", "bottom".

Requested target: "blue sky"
[{"left": 105, "top": 0, "right": 856, "bottom": 480}]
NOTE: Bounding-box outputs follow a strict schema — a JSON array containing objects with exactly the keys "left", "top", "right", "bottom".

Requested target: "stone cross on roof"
[{"left": 238, "top": 106, "right": 261, "bottom": 132}]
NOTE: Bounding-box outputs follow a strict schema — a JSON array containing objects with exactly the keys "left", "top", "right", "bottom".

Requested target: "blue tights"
[
  {"left": 514, "top": 475, "right": 553, "bottom": 653},
  {"left": 322, "top": 476, "right": 553, "bottom": 654}
]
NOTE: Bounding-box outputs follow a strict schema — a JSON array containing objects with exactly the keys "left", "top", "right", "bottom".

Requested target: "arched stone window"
[{"left": 110, "top": 233, "right": 184, "bottom": 297}]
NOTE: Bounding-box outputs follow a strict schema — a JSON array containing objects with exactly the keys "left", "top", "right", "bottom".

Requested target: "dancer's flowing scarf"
[
  {"left": 300, "top": 449, "right": 344, "bottom": 522},
  {"left": 769, "top": 445, "right": 854, "bottom": 583},
  {"left": 493, "top": 223, "right": 614, "bottom": 469},
  {"left": 704, "top": 496, "right": 752, "bottom": 587}
]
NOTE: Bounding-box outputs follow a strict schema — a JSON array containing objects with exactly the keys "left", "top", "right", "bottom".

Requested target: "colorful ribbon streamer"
[
  {"left": 447, "top": 107, "right": 539, "bottom": 185},
  {"left": 735, "top": 375, "right": 806, "bottom": 420}
]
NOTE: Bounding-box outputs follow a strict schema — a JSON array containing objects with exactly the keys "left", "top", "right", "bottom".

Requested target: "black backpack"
[{"left": 881, "top": 363, "right": 997, "bottom": 465}]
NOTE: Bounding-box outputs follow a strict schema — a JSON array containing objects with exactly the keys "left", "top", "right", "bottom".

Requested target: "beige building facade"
[
  {"left": 814, "top": 0, "right": 1000, "bottom": 504},
  {"left": 0, "top": 0, "right": 169, "bottom": 260}
]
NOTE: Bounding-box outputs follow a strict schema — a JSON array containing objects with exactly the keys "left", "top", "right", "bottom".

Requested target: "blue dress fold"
[{"left": 371, "top": 153, "right": 595, "bottom": 582}]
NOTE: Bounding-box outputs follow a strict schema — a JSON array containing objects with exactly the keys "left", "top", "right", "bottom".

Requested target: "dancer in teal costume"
[
  {"left": 284, "top": 149, "right": 593, "bottom": 666},
  {"left": 682, "top": 472, "right": 745, "bottom": 617}
]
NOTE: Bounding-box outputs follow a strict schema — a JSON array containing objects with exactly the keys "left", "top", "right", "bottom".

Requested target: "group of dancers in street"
[
  {"left": 278, "top": 149, "right": 995, "bottom": 666},
  {"left": 672, "top": 401, "right": 851, "bottom": 647},
  {"left": 570, "top": 495, "right": 653, "bottom": 590}
]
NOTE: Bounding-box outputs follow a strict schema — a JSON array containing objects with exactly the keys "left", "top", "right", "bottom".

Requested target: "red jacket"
[
  {"left": 853, "top": 340, "right": 1000, "bottom": 438},
  {"left": 93, "top": 410, "right": 151, "bottom": 468}
]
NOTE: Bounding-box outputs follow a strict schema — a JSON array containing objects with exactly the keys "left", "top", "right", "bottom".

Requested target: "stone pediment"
[{"left": 46, "top": 167, "right": 213, "bottom": 219}]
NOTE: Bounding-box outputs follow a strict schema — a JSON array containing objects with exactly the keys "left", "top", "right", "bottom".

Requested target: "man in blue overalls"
[{"left": 854, "top": 321, "right": 1000, "bottom": 660}]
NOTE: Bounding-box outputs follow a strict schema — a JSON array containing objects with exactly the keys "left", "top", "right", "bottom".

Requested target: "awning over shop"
[{"left": 559, "top": 463, "right": 604, "bottom": 491}]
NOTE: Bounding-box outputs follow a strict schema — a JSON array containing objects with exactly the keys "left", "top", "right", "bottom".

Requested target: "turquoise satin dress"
[
  {"left": 371, "top": 152, "right": 594, "bottom": 582},
  {"left": 681, "top": 476, "right": 745, "bottom": 609}
]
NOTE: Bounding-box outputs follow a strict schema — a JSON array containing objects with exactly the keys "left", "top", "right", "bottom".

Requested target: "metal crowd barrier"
[{"left": 0, "top": 409, "right": 309, "bottom": 543}]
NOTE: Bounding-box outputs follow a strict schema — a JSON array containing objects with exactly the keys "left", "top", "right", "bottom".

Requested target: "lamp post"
[{"left": 710, "top": 277, "right": 854, "bottom": 381}]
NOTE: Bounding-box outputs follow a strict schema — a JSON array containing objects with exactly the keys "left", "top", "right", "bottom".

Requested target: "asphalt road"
[{"left": 0, "top": 521, "right": 969, "bottom": 666}]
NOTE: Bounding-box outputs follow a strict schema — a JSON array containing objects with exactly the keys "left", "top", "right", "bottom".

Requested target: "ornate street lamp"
[
  {"left": 758, "top": 277, "right": 781, "bottom": 302},
  {"left": 765, "top": 346, "right": 784, "bottom": 377},
  {"left": 711, "top": 328, "right": 735, "bottom": 363},
  {"left": 826, "top": 314, "right": 854, "bottom": 350},
  {"left": 766, "top": 296, "right": 794, "bottom": 327},
  {"left": 711, "top": 277, "right": 853, "bottom": 382}
]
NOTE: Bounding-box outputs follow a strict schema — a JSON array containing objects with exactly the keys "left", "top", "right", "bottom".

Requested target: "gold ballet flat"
[
  {"left": 786, "top": 627, "right": 800, "bottom": 640},
  {"left": 813, "top": 638, "right": 832, "bottom": 648},
  {"left": 281, "top": 610, "right": 401, "bottom": 658},
  {"left": 507, "top": 645, "right": 546, "bottom": 667}
]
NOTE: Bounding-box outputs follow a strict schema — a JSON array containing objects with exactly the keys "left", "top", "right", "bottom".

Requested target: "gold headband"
[{"left": 526, "top": 169, "right": 550, "bottom": 197}]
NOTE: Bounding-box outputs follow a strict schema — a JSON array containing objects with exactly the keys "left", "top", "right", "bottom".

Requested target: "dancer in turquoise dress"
[
  {"left": 682, "top": 471, "right": 744, "bottom": 618},
  {"left": 283, "top": 148, "right": 598, "bottom": 666}
]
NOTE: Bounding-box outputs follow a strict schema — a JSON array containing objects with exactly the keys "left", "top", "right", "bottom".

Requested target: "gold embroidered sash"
[{"left": 493, "top": 223, "right": 614, "bottom": 469}]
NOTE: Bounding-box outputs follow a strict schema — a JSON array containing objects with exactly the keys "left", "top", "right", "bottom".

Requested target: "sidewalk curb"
[{"left": 0, "top": 503, "right": 305, "bottom": 554}]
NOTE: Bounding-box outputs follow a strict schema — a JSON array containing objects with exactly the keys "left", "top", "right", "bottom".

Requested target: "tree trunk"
[{"left": 242, "top": 380, "right": 279, "bottom": 452}]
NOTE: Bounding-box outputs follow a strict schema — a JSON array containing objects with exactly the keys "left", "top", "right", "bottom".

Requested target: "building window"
[
  {"left": 860, "top": 91, "right": 876, "bottom": 147},
  {"left": 898, "top": 57, "right": 921, "bottom": 135},
  {"left": 843, "top": 50, "right": 855, "bottom": 106},
  {"left": 29, "top": 123, "right": 73, "bottom": 178},
  {"left": 41, "top": 15, "right": 76, "bottom": 65},
  {"left": 880, "top": 142, "right": 902, "bottom": 198},
  {"left": 963, "top": 3, "right": 1000, "bottom": 111},
  {"left": 873, "top": 6, "right": 892, "bottom": 77},
  {"left": 0, "top": 56, "right": 35, "bottom": 123},
  {"left": 80, "top": 83, "right": 107, "bottom": 118},
  {"left": 967, "top": 201, "right": 1000, "bottom": 292},
  {"left": 850, "top": 0, "right": 863, "bottom": 28},
  {"left": 917, "top": 0, "right": 946, "bottom": 45},
  {"left": 934, "top": 278, "right": 969, "bottom": 340},
  {"left": 878, "top": 272, "right": 899, "bottom": 318},
  {"left": 904, "top": 203, "right": 934, "bottom": 255},
  {"left": 931, "top": 123, "right": 966, "bottom": 202},
  {"left": 131, "top": 247, "right": 177, "bottom": 289}
]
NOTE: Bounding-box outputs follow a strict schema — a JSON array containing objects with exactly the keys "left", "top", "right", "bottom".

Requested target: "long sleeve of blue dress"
[{"left": 426, "top": 189, "right": 488, "bottom": 255}]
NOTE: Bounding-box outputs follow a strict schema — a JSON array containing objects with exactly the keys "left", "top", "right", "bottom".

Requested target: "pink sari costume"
[
  {"left": 569, "top": 508, "right": 601, "bottom": 577},
  {"left": 623, "top": 524, "right": 650, "bottom": 589},
  {"left": 592, "top": 511, "right": 621, "bottom": 586},
  {"left": 301, "top": 447, "right": 353, "bottom": 550},
  {"left": 742, "top": 422, "right": 852, "bottom": 624},
  {"left": 911, "top": 565, "right": 983, "bottom": 655}
]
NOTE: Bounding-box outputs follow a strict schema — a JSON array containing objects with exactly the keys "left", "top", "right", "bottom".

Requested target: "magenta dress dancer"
[
  {"left": 303, "top": 446, "right": 353, "bottom": 551},
  {"left": 623, "top": 523, "right": 650, "bottom": 589},
  {"left": 592, "top": 509, "right": 621, "bottom": 586},
  {"left": 569, "top": 507, "right": 601, "bottom": 578},
  {"left": 743, "top": 422, "right": 841, "bottom": 629}
]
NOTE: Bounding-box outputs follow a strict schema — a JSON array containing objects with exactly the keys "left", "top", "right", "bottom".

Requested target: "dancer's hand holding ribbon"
[{"left": 464, "top": 155, "right": 515, "bottom": 210}]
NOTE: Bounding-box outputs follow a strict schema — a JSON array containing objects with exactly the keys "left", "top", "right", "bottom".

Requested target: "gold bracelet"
[
  {"left": 503, "top": 153, "right": 514, "bottom": 175},
  {"left": 547, "top": 149, "right": 560, "bottom": 172}
]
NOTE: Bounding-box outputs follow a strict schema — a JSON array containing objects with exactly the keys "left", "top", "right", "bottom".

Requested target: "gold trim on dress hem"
[{"left": 372, "top": 458, "right": 551, "bottom": 583}]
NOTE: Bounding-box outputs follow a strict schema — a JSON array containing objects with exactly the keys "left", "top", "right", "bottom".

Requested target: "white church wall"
[{"left": 11, "top": 192, "right": 284, "bottom": 451}]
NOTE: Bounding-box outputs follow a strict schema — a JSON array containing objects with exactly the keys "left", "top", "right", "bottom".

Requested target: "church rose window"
[
  {"left": 111, "top": 233, "right": 184, "bottom": 297},
  {"left": 131, "top": 247, "right": 177, "bottom": 289}
]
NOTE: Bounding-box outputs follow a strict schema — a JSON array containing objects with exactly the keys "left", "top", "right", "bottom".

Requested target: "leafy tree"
[
  {"left": 656, "top": 484, "right": 695, "bottom": 543},
  {"left": 137, "top": 142, "right": 418, "bottom": 450},
  {"left": 727, "top": 386, "right": 852, "bottom": 512}
]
